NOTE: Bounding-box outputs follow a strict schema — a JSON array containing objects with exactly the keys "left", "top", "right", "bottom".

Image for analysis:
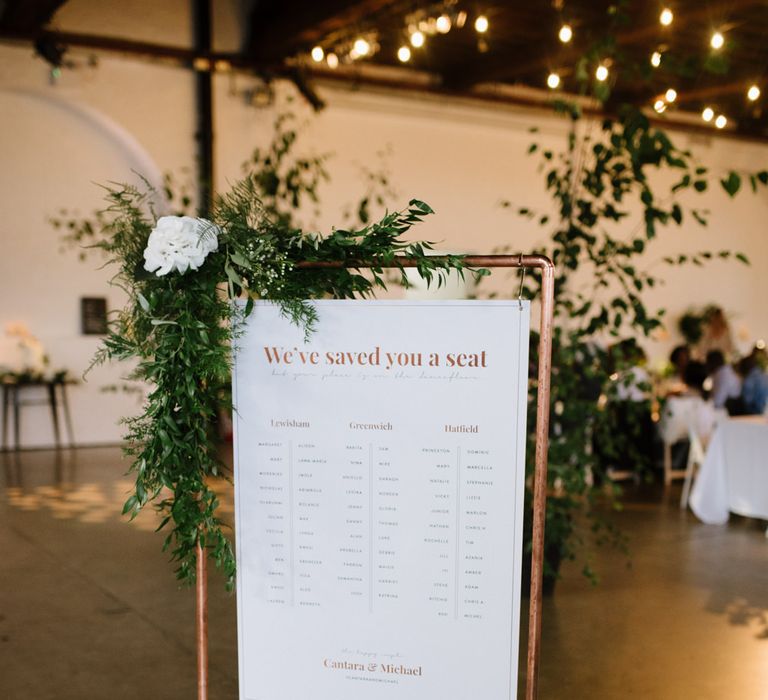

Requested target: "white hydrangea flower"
[{"left": 143, "top": 216, "right": 220, "bottom": 276}]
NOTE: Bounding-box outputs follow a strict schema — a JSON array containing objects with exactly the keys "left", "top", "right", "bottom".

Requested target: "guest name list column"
[{"left": 233, "top": 300, "right": 530, "bottom": 700}]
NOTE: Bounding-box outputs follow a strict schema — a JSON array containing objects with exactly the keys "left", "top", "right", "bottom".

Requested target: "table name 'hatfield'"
[{"left": 263, "top": 346, "right": 488, "bottom": 370}]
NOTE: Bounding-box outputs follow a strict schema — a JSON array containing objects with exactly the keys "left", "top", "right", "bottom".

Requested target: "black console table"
[{"left": 1, "top": 378, "right": 76, "bottom": 450}]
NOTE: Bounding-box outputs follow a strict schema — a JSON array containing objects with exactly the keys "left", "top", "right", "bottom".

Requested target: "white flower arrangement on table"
[
  {"left": 4, "top": 321, "right": 48, "bottom": 374},
  {"left": 143, "top": 216, "right": 220, "bottom": 276}
]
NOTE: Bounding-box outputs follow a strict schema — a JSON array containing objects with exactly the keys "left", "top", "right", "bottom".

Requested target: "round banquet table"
[{"left": 690, "top": 416, "right": 768, "bottom": 525}]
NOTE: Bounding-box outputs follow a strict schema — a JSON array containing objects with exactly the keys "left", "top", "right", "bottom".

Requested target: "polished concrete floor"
[{"left": 1, "top": 447, "right": 766, "bottom": 699}]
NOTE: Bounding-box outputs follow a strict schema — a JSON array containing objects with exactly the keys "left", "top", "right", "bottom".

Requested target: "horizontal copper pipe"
[{"left": 298, "top": 254, "right": 553, "bottom": 270}]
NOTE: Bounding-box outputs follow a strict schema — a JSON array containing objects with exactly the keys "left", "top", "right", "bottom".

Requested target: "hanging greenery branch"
[
  {"left": 243, "top": 109, "right": 331, "bottom": 228},
  {"left": 90, "top": 173, "right": 476, "bottom": 589},
  {"left": 498, "top": 69, "right": 755, "bottom": 587}
]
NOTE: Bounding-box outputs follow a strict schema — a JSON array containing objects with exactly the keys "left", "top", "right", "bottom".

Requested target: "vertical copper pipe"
[
  {"left": 196, "top": 538, "right": 209, "bottom": 700},
  {"left": 525, "top": 259, "right": 555, "bottom": 700}
]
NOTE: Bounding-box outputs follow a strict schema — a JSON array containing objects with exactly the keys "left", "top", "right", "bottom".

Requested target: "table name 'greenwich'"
[
  {"left": 323, "top": 659, "right": 423, "bottom": 676},
  {"left": 263, "top": 345, "right": 488, "bottom": 370}
]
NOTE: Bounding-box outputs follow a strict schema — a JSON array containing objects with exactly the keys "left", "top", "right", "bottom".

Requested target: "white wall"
[
  {"left": 216, "top": 78, "right": 768, "bottom": 351},
  {"left": 0, "top": 44, "right": 196, "bottom": 448},
  {"left": 1, "top": 30, "right": 766, "bottom": 446},
  {"left": 54, "top": 0, "right": 193, "bottom": 46}
]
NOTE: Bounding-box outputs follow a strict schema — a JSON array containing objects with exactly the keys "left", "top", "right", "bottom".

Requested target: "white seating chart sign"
[{"left": 233, "top": 300, "right": 530, "bottom": 700}]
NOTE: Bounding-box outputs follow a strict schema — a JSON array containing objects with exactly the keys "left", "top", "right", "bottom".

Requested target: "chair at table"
[
  {"left": 680, "top": 425, "right": 707, "bottom": 511},
  {"left": 658, "top": 395, "right": 717, "bottom": 507}
]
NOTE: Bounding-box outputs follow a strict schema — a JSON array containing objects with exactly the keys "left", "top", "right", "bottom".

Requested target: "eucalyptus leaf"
[
  {"left": 230, "top": 251, "right": 253, "bottom": 270},
  {"left": 720, "top": 172, "right": 741, "bottom": 197}
]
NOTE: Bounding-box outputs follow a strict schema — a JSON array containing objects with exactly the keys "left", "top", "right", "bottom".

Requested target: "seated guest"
[
  {"left": 682, "top": 361, "right": 717, "bottom": 439},
  {"left": 738, "top": 349, "right": 768, "bottom": 415},
  {"left": 659, "top": 361, "right": 717, "bottom": 473},
  {"left": 705, "top": 350, "right": 741, "bottom": 409},
  {"left": 696, "top": 306, "right": 735, "bottom": 359},
  {"left": 670, "top": 345, "right": 690, "bottom": 382},
  {"left": 663, "top": 344, "right": 691, "bottom": 396}
]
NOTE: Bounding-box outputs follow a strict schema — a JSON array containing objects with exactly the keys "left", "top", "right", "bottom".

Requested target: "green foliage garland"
[{"left": 92, "top": 174, "right": 472, "bottom": 589}]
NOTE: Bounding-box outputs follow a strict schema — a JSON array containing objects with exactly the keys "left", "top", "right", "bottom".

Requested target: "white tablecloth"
[{"left": 690, "top": 416, "right": 768, "bottom": 524}]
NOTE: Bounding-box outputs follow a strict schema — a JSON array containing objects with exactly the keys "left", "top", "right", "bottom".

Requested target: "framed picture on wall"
[{"left": 80, "top": 297, "right": 108, "bottom": 335}]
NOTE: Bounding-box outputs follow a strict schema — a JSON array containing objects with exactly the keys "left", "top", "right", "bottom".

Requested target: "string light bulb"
[
  {"left": 660, "top": 8, "right": 673, "bottom": 26},
  {"left": 353, "top": 38, "right": 370, "bottom": 57},
  {"left": 701, "top": 107, "right": 714, "bottom": 122},
  {"left": 710, "top": 31, "right": 724, "bottom": 50},
  {"left": 311, "top": 46, "right": 324, "bottom": 62},
  {"left": 475, "top": 15, "right": 489, "bottom": 33},
  {"left": 651, "top": 51, "right": 662, "bottom": 68},
  {"left": 747, "top": 84, "right": 761, "bottom": 101},
  {"left": 436, "top": 14, "right": 452, "bottom": 33},
  {"left": 595, "top": 64, "right": 609, "bottom": 82},
  {"left": 547, "top": 72, "right": 561, "bottom": 89},
  {"left": 654, "top": 99, "right": 667, "bottom": 113},
  {"left": 558, "top": 24, "right": 573, "bottom": 43},
  {"left": 715, "top": 114, "right": 727, "bottom": 129},
  {"left": 326, "top": 52, "right": 339, "bottom": 69},
  {"left": 397, "top": 45, "right": 411, "bottom": 62},
  {"left": 665, "top": 88, "right": 677, "bottom": 103},
  {"left": 410, "top": 30, "right": 425, "bottom": 48}
]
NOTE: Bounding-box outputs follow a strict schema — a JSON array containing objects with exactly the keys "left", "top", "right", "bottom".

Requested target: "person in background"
[
  {"left": 682, "top": 360, "right": 717, "bottom": 439},
  {"left": 658, "top": 360, "right": 717, "bottom": 476},
  {"left": 738, "top": 347, "right": 768, "bottom": 415},
  {"left": 666, "top": 345, "right": 691, "bottom": 394},
  {"left": 705, "top": 350, "right": 742, "bottom": 410},
  {"left": 696, "top": 306, "right": 735, "bottom": 359}
]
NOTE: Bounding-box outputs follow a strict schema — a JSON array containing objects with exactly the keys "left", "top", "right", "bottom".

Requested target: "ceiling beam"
[
  {"left": 0, "top": 29, "right": 204, "bottom": 63},
  {"left": 245, "top": 0, "right": 401, "bottom": 62},
  {"left": 0, "top": 26, "right": 763, "bottom": 140},
  {"left": 0, "top": 29, "right": 253, "bottom": 68},
  {"left": 675, "top": 80, "right": 760, "bottom": 103},
  {"left": 319, "top": 65, "right": 767, "bottom": 140},
  {"left": 0, "top": 0, "right": 68, "bottom": 33},
  {"left": 0, "top": 29, "right": 324, "bottom": 107}
]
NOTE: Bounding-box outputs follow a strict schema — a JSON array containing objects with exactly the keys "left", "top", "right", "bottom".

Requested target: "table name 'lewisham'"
[{"left": 270, "top": 419, "right": 310, "bottom": 428}]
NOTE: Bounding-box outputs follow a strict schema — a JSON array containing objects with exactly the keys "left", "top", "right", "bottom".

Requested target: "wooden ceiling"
[
  {"left": 0, "top": 0, "right": 67, "bottom": 34},
  {"left": 2, "top": 0, "right": 767, "bottom": 138},
  {"left": 248, "top": 0, "right": 768, "bottom": 136}
]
